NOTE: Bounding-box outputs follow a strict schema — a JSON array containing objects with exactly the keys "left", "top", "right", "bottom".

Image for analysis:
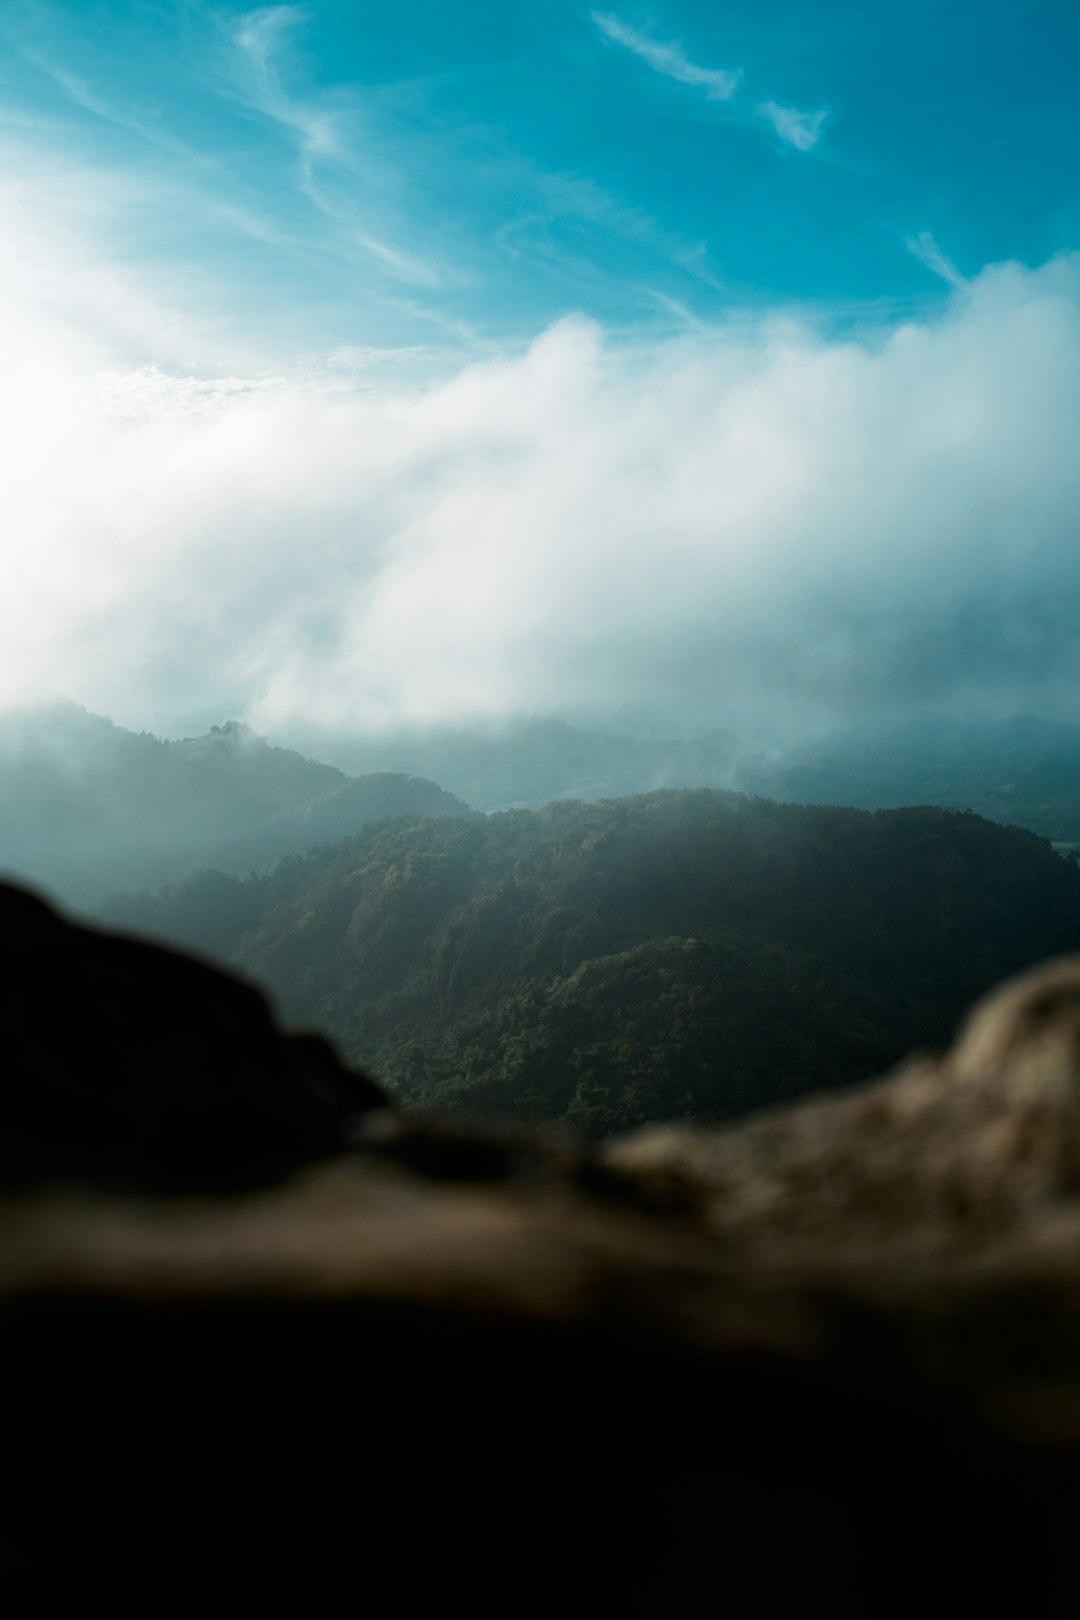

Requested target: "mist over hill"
[
  {"left": 290, "top": 717, "right": 741, "bottom": 810},
  {"left": 8, "top": 698, "right": 1080, "bottom": 921},
  {"left": 744, "top": 716, "right": 1080, "bottom": 843},
  {"left": 100, "top": 790, "right": 1080, "bottom": 1136},
  {"left": 0, "top": 702, "right": 476, "bottom": 907},
  {"left": 288, "top": 711, "right": 1080, "bottom": 841}
]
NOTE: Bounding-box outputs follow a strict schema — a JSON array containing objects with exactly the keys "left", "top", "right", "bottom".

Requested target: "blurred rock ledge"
[{"left": 3, "top": 881, "right": 1080, "bottom": 1613}]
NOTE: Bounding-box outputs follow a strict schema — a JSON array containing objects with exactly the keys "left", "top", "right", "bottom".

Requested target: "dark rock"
[
  {"left": 3, "top": 882, "right": 1080, "bottom": 1612},
  {"left": 0, "top": 881, "right": 388, "bottom": 1190}
]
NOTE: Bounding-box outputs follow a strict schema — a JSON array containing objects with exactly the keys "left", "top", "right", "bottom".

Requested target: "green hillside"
[{"left": 100, "top": 790, "right": 1080, "bottom": 1135}]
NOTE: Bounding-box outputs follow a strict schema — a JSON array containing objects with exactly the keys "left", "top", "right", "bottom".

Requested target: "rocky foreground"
[{"left": 4, "top": 882, "right": 1080, "bottom": 1613}]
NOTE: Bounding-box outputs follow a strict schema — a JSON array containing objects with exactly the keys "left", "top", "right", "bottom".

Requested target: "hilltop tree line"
[{"left": 100, "top": 790, "right": 1080, "bottom": 1135}]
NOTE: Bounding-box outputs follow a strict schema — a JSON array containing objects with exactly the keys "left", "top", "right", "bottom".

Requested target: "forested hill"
[
  {"left": 0, "top": 702, "right": 476, "bottom": 906},
  {"left": 99, "top": 790, "right": 1080, "bottom": 1136}
]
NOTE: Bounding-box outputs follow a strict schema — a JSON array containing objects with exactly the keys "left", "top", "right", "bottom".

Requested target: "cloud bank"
[{"left": 2, "top": 170, "right": 1079, "bottom": 739}]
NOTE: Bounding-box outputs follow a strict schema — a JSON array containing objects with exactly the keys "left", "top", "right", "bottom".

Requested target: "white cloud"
[
  {"left": 231, "top": 4, "right": 342, "bottom": 159},
  {"left": 14, "top": 46, "right": 207, "bottom": 162},
  {"left": 0, "top": 166, "right": 227, "bottom": 374},
  {"left": 593, "top": 14, "right": 826, "bottom": 157},
  {"left": 592, "top": 12, "right": 741, "bottom": 100},
  {"left": 906, "top": 230, "right": 966, "bottom": 287},
  {"left": 756, "top": 100, "right": 827, "bottom": 152},
  {"left": 1, "top": 168, "right": 1078, "bottom": 737},
  {"left": 325, "top": 345, "right": 436, "bottom": 369},
  {"left": 226, "top": 7, "right": 448, "bottom": 290}
]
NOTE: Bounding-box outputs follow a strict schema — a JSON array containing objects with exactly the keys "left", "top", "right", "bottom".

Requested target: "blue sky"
[
  {"left": 1, "top": 3, "right": 1079, "bottom": 737},
  {"left": 3, "top": 0, "right": 1077, "bottom": 361}
]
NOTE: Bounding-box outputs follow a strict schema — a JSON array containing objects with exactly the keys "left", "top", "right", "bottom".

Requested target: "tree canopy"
[{"left": 100, "top": 790, "right": 1080, "bottom": 1135}]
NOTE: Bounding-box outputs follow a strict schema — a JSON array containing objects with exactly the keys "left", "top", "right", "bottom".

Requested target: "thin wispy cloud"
[
  {"left": 351, "top": 229, "right": 443, "bottom": 287},
  {"left": 592, "top": 11, "right": 825, "bottom": 157},
  {"left": 297, "top": 169, "right": 444, "bottom": 286},
  {"left": 232, "top": 5, "right": 341, "bottom": 159},
  {"left": 495, "top": 166, "right": 723, "bottom": 301},
  {"left": 673, "top": 242, "right": 726, "bottom": 293},
  {"left": 15, "top": 44, "right": 208, "bottom": 163},
  {"left": 906, "top": 231, "right": 966, "bottom": 288},
  {"left": 756, "top": 100, "right": 827, "bottom": 153},
  {"left": 227, "top": 8, "right": 448, "bottom": 290},
  {"left": 643, "top": 288, "right": 707, "bottom": 329},
  {"left": 592, "top": 12, "right": 741, "bottom": 101}
]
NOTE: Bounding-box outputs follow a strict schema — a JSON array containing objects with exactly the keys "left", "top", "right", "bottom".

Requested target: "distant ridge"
[
  {"left": 746, "top": 715, "right": 1080, "bottom": 839},
  {"left": 0, "top": 701, "right": 477, "bottom": 906},
  {"left": 290, "top": 711, "right": 1080, "bottom": 838},
  {"left": 287, "top": 715, "right": 741, "bottom": 810}
]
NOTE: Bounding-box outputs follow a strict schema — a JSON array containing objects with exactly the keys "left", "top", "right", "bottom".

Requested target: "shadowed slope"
[
  {"left": 0, "top": 883, "right": 387, "bottom": 1190},
  {"left": 3, "top": 885, "right": 1080, "bottom": 1609}
]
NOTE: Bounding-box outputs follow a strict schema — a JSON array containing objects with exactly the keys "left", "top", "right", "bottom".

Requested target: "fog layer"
[{"left": 4, "top": 242, "right": 1079, "bottom": 737}]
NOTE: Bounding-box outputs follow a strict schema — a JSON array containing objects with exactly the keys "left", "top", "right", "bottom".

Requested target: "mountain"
[
  {"left": 287, "top": 711, "right": 1080, "bottom": 840},
  {"left": 100, "top": 789, "right": 1080, "bottom": 1135},
  {"left": 735, "top": 715, "right": 1080, "bottom": 843},
  {"left": 12, "top": 701, "right": 1080, "bottom": 915},
  {"left": 287, "top": 716, "right": 741, "bottom": 809},
  {"left": 0, "top": 701, "right": 477, "bottom": 906}
]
